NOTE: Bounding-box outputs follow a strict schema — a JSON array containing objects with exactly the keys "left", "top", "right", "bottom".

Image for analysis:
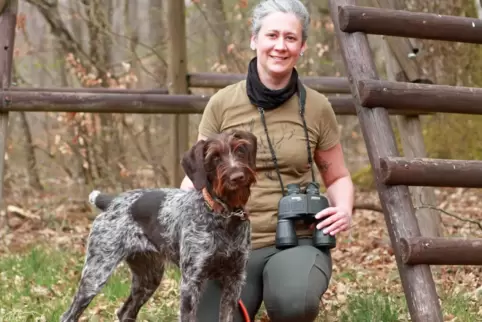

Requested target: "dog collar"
[{"left": 202, "top": 188, "right": 248, "bottom": 220}]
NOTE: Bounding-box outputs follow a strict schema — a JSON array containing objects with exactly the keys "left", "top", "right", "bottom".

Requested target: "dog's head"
[{"left": 181, "top": 130, "right": 258, "bottom": 207}]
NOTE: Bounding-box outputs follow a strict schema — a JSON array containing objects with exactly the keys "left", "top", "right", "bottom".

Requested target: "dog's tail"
[{"left": 88, "top": 190, "right": 115, "bottom": 212}]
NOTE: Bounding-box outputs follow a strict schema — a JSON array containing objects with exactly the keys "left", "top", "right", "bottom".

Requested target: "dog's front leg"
[
  {"left": 179, "top": 277, "right": 204, "bottom": 322},
  {"left": 218, "top": 251, "right": 248, "bottom": 322},
  {"left": 178, "top": 256, "right": 207, "bottom": 322},
  {"left": 219, "top": 271, "right": 247, "bottom": 322}
]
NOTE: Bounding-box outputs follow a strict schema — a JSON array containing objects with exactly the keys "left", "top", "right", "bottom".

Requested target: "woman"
[{"left": 180, "top": 0, "right": 354, "bottom": 321}]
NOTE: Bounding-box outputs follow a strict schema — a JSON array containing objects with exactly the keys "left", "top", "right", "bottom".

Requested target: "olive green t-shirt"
[{"left": 198, "top": 80, "right": 341, "bottom": 250}]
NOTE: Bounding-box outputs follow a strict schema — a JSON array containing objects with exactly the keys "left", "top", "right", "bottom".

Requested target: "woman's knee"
[
  {"left": 262, "top": 245, "right": 332, "bottom": 321},
  {"left": 263, "top": 290, "right": 321, "bottom": 322}
]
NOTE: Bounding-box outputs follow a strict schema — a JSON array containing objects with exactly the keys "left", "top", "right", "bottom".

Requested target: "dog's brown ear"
[
  {"left": 181, "top": 140, "right": 207, "bottom": 190},
  {"left": 232, "top": 130, "right": 258, "bottom": 169}
]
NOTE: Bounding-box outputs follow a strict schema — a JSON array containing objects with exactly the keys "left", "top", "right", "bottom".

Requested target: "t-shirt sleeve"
[
  {"left": 198, "top": 94, "right": 223, "bottom": 137},
  {"left": 317, "top": 96, "right": 341, "bottom": 151}
]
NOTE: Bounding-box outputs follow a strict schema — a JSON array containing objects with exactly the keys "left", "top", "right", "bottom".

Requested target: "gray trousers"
[{"left": 196, "top": 238, "right": 333, "bottom": 322}]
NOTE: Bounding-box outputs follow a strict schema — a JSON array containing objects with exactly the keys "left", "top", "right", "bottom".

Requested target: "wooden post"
[
  {"left": 329, "top": 1, "right": 443, "bottom": 321},
  {"left": 166, "top": 0, "right": 189, "bottom": 187},
  {"left": 0, "top": 0, "right": 17, "bottom": 209},
  {"left": 0, "top": 0, "right": 7, "bottom": 14},
  {"left": 371, "top": 0, "right": 442, "bottom": 238}
]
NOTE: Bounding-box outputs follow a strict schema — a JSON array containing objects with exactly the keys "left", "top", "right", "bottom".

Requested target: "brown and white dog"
[{"left": 60, "top": 130, "right": 257, "bottom": 322}]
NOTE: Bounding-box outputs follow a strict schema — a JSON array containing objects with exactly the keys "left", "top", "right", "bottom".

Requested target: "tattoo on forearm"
[{"left": 318, "top": 159, "right": 331, "bottom": 173}]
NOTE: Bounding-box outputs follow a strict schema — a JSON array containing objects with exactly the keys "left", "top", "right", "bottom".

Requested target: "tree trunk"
[{"left": 475, "top": 0, "right": 482, "bottom": 19}]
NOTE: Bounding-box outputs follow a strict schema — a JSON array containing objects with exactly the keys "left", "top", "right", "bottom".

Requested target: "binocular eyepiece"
[{"left": 275, "top": 182, "right": 336, "bottom": 250}]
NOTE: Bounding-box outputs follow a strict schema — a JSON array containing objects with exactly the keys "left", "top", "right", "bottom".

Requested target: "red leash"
[{"left": 238, "top": 299, "right": 251, "bottom": 322}]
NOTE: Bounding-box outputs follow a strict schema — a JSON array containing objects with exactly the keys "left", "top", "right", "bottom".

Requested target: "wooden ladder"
[{"left": 329, "top": 1, "right": 482, "bottom": 321}]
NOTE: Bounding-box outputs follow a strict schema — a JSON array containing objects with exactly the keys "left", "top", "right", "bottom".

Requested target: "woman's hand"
[{"left": 314, "top": 206, "right": 352, "bottom": 236}]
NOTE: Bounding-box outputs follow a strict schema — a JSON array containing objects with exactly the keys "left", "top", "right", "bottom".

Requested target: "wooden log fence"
[
  {"left": 0, "top": 0, "right": 16, "bottom": 210},
  {"left": 380, "top": 157, "right": 482, "bottom": 188},
  {"left": 0, "top": 90, "right": 429, "bottom": 116},
  {"left": 338, "top": 5, "right": 482, "bottom": 44},
  {"left": 7, "top": 72, "right": 351, "bottom": 94},
  {"left": 359, "top": 79, "right": 482, "bottom": 115},
  {"left": 0, "top": 91, "right": 209, "bottom": 114},
  {"left": 187, "top": 72, "right": 352, "bottom": 93},
  {"left": 400, "top": 237, "right": 482, "bottom": 265},
  {"left": 166, "top": 0, "right": 190, "bottom": 186},
  {"left": 330, "top": 1, "right": 482, "bottom": 321}
]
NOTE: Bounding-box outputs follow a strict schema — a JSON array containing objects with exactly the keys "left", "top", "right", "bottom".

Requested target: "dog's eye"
[{"left": 235, "top": 146, "right": 246, "bottom": 156}]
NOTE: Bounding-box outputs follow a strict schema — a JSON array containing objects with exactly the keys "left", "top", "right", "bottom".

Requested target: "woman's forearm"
[{"left": 325, "top": 175, "right": 354, "bottom": 214}]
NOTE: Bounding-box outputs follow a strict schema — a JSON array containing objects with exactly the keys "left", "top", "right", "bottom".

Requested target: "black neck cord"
[{"left": 257, "top": 80, "right": 316, "bottom": 196}]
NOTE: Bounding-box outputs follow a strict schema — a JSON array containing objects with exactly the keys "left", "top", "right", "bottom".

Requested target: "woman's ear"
[
  {"left": 300, "top": 41, "right": 307, "bottom": 54},
  {"left": 250, "top": 35, "right": 257, "bottom": 51}
]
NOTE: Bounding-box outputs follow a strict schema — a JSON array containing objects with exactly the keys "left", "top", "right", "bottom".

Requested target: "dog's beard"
[{"left": 211, "top": 166, "right": 256, "bottom": 210}]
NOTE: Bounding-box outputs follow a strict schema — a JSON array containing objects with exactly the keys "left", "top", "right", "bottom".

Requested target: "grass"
[
  {"left": 0, "top": 245, "right": 180, "bottom": 321},
  {"left": 0, "top": 246, "right": 480, "bottom": 322},
  {"left": 338, "top": 292, "right": 404, "bottom": 322}
]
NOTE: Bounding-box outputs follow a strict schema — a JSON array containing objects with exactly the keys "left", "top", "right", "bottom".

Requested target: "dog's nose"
[{"left": 230, "top": 172, "right": 245, "bottom": 183}]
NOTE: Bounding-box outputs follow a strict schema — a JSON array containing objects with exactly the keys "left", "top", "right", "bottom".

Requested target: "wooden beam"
[
  {"left": 338, "top": 5, "right": 482, "bottom": 45},
  {"left": 0, "top": 0, "right": 7, "bottom": 14},
  {"left": 188, "top": 72, "right": 352, "bottom": 93},
  {"left": 323, "top": 96, "right": 355, "bottom": 115},
  {"left": 0, "top": 91, "right": 430, "bottom": 116},
  {"left": 166, "top": 0, "right": 189, "bottom": 187},
  {"left": 359, "top": 79, "right": 482, "bottom": 115},
  {"left": 9, "top": 73, "right": 352, "bottom": 94},
  {"left": 329, "top": 1, "right": 443, "bottom": 321},
  {"left": 400, "top": 237, "right": 482, "bottom": 265},
  {"left": 0, "top": 91, "right": 209, "bottom": 113},
  {"left": 380, "top": 157, "right": 482, "bottom": 188},
  {"left": 0, "top": 0, "right": 17, "bottom": 211},
  {"left": 10, "top": 86, "right": 169, "bottom": 94}
]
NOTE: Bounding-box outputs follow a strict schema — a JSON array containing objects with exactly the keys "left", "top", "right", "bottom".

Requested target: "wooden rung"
[
  {"left": 188, "top": 73, "right": 353, "bottom": 94},
  {"left": 379, "top": 157, "right": 482, "bottom": 188},
  {"left": 338, "top": 5, "right": 482, "bottom": 45},
  {"left": 400, "top": 237, "right": 482, "bottom": 265},
  {"left": 0, "top": 90, "right": 428, "bottom": 116},
  {"left": 0, "top": 91, "right": 209, "bottom": 114},
  {"left": 358, "top": 79, "right": 482, "bottom": 115}
]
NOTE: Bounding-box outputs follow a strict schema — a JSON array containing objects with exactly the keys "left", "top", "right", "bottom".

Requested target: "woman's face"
[{"left": 251, "top": 11, "right": 306, "bottom": 81}]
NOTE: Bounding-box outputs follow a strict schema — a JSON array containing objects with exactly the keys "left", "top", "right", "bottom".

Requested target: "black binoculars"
[{"left": 275, "top": 182, "right": 336, "bottom": 250}]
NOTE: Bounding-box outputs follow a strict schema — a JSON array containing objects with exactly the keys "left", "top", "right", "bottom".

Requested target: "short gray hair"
[{"left": 251, "top": 0, "right": 310, "bottom": 43}]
